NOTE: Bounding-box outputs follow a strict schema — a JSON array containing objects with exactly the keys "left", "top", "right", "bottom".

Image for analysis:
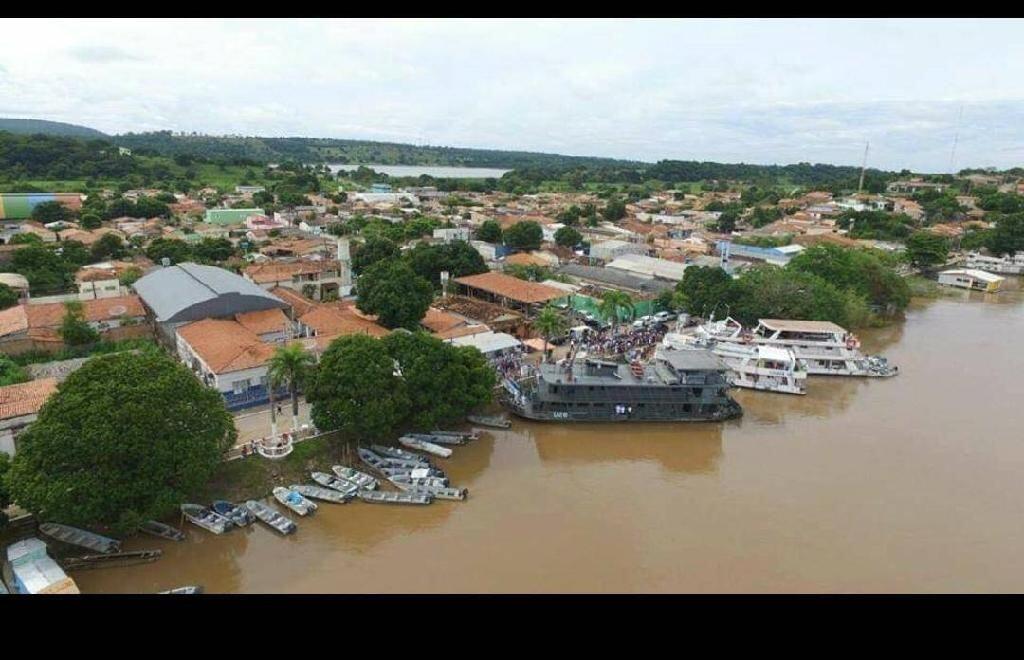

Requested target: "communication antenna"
[
  {"left": 857, "top": 142, "right": 870, "bottom": 194},
  {"left": 949, "top": 104, "right": 964, "bottom": 175}
]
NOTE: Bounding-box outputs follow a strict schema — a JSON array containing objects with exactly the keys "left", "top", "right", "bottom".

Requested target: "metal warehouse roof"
[{"left": 134, "top": 262, "right": 287, "bottom": 323}]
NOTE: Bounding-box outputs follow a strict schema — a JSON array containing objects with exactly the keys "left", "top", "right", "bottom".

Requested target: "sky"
[{"left": 1, "top": 18, "right": 1023, "bottom": 172}]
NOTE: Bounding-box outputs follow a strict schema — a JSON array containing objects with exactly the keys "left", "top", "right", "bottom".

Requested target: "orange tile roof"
[
  {"left": 420, "top": 307, "right": 489, "bottom": 339},
  {"left": 23, "top": 296, "right": 145, "bottom": 329},
  {"left": 235, "top": 308, "right": 290, "bottom": 336},
  {"left": 243, "top": 260, "right": 340, "bottom": 284},
  {"left": 0, "top": 305, "right": 29, "bottom": 338},
  {"left": 177, "top": 318, "right": 276, "bottom": 374},
  {"left": 267, "top": 286, "right": 319, "bottom": 318},
  {"left": 298, "top": 306, "right": 390, "bottom": 339},
  {"left": 0, "top": 377, "right": 58, "bottom": 420},
  {"left": 504, "top": 252, "right": 548, "bottom": 267},
  {"left": 454, "top": 271, "right": 565, "bottom": 304}
]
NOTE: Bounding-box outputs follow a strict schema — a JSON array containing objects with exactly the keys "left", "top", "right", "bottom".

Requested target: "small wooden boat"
[
  {"left": 38, "top": 522, "right": 122, "bottom": 554},
  {"left": 211, "top": 500, "right": 255, "bottom": 527},
  {"left": 291, "top": 484, "right": 351, "bottom": 504},
  {"left": 244, "top": 500, "right": 297, "bottom": 535},
  {"left": 60, "top": 549, "right": 163, "bottom": 571},
  {"left": 388, "top": 473, "right": 450, "bottom": 490},
  {"left": 378, "top": 465, "right": 447, "bottom": 481},
  {"left": 273, "top": 487, "right": 318, "bottom": 516},
  {"left": 139, "top": 520, "right": 186, "bottom": 542},
  {"left": 180, "top": 504, "right": 234, "bottom": 535},
  {"left": 357, "top": 490, "right": 433, "bottom": 505},
  {"left": 391, "top": 476, "right": 468, "bottom": 497},
  {"left": 398, "top": 483, "right": 469, "bottom": 501},
  {"left": 429, "top": 429, "right": 479, "bottom": 442},
  {"left": 399, "top": 435, "right": 453, "bottom": 458},
  {"left": 467, "top": 414, "right": 511, "bottom": 429},
  {"left": 310, "top": 471, "right": 359, "bottom": 497},
  {"left": 370, "top": 444, "right": 431, "bottom": 465},
  {"left": 331, "top": 465, "right": 378, "bottom": 490},
  {"left": 408, "top": 432, "right": 464, "bottom": 446},
  {"left": 160, "top": 585, "right": 204, "bottom": 594},
  {"left": 358, "top": 447, "right": 391, "bottom": 473}
]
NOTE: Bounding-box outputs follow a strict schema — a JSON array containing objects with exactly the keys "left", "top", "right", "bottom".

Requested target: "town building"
[
  {"left": 0, "top": 377, "right": 59, "bottom": 456},
  {"left": 133, "top": 262, "right": 289, "bottom": 343},
  {"left": 0, "top": 296, "right": 148, "bottom": 355},
  {"left": 204, "top": 208, "right": 265, "bottom": 225},
  {"left": 938, "top": 269, "right": 1004, "bottom": 292}
]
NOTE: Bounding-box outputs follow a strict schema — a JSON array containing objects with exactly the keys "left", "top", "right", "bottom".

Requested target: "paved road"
[{"left": 233, "top": 398, "right": 312, "bottom": 447}]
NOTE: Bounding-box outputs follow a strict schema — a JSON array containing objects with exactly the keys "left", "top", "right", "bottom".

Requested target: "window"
[{"left": 232, "top": 379, "right": 250, "bottom": 394}]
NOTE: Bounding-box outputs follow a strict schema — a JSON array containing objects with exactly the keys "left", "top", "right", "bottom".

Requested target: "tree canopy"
[
  {"left": 0, "top": 283, "right": 18, "bottom": 310},
  {"left": 351, "top": 236, "right": 400, "bottom": 274},
  {"left": 355, "top": 258, "right": 434, "bottom": 329},
  {"left": 404, "top": 240, "right": 487, "bottom": 287},
  {"left": 6, "top": 352, "right": 236, "bottom": 532},
  {"left": 475, "top": 219, "right": 503, "bottom": 243},
  {"left": 904, "top": 232, "right": 950, "bottom": 268},
  {"left": 554, "top": 225, "right": 583, "bottom": 248},
  {"left": 307, "top": 334, "right": 409, "bottom": 439},
  {"left": 503, "top": 220, "right": 543, "bottom": 251}
]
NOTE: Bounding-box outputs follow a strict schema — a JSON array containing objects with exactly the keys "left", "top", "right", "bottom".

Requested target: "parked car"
[{"left": 654, "top": 311, "right": 677, "bottom": 323}]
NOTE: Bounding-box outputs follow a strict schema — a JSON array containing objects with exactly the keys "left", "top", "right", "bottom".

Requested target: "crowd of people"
[
  {"left": 574, "top": 324, "right": 667, "bottom": 360},
  {"left": 494, "top": 352, "right": 525, "bottom": 380}
]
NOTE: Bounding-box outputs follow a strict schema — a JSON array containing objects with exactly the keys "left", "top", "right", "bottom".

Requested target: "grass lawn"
[{"left": 194, "top": 432, "right": 356, "bottom": 503}]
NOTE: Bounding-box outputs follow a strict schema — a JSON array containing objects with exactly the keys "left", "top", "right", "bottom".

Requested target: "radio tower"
[
  {"left": 949, "top": 104, "right": 964, "bottom": 175},
  {"left": 857, "top": 141, "right": 870, "bottom": 194}
]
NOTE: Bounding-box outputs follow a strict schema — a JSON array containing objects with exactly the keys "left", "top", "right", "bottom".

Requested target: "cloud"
[
  {"left": 0, "top": 19, "right": 1019, "bottom": 171},
  {"left": 66, "top": 45, "right": 143, "bottom": 63}
]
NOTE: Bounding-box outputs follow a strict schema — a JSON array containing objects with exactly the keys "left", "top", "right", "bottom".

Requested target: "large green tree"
[
  {"left": 352, "top": 236, "right": 400, "bottom": 274},
  {"left": 404, "top": 240, "right": 487, "bottom": 287},
  {"left": 31, "top": 200, "right": 72, "bottom": 224},
  {"left": 554, "top": 225, "right": 583, "bottom": 248},
  {"left": 986, "top": 213, "right": 1024, "bottom": 256},
  {"left": 904, "top": 231, "right": 950, "bottom": 269},
  {"left": 307, "top": 334, "right": 408, "bottom": 439},
  {"left": 676, "top": 266, "right": 736, "bottom": 319},
  {"left": 6, "top": 352, "right": 236, "bottom": 532},
  {"left": 0, "top": 356, "right": 29, "bottom": 387},
  {"left": 59, "top": 300, "right": 100, "bottom": 346},
  {"left": 475, "top": 219, "right": 503, "bottom": 243},
  {"left": 145, "top": 237, "right": 193, "bottom": 264},
  {"left": 90, "top": 233, "right": 127, "bottom": 262},
  {"left": 787, "top": 244, "right": 910, "bottom": 313},
  {"left": 382, "top": 332, "right": 495, "bottom": 429},
  {"left": 356, "top": 258, "right": 434, "bottom": 329},
  {"left": 503, "top": 221, "right": 543, "bottom": 251},
  {"left": 0, "top": 451, "right": 10, "bottom": 529}
]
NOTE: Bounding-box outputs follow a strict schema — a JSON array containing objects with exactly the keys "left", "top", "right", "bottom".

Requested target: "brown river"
[{"left": 77, "top": 283, "right": 1024, "bottom": 593}]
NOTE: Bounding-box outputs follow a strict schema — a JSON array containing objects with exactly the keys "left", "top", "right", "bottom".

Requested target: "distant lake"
[{"left": 326, "top": 163, "right": 511, "bottom": 179}]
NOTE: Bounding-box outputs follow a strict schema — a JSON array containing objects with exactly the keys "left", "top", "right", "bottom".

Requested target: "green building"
[{"left": 204, "top": 208, "right": 264, "bottom": 226}]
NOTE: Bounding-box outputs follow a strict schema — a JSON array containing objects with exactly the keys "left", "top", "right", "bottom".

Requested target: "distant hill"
[
  {"left": 0, "top": 118, "right": 108, "bottom": 139},
  {"left": 114, "top": 131, "right": 646, "bottom": 170}
]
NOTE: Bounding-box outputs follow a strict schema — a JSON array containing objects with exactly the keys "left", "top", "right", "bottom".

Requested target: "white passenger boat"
[
  {"left": 662, "top": 332, "right": 807, "bottom": 395},
  {"left": 697, "top": 317, "right": 897, "bottom": 378}
]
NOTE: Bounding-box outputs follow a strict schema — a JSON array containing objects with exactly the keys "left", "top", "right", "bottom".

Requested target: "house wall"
[{"left": 78, "top": 279, "right": 124, "bottom": 300}]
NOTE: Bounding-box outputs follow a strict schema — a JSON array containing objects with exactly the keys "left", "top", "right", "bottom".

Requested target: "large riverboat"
[
  {"left": 501, "top": 348, "right": 741, "bottom": 422},
  {"left": 662, "top": 331, "right": 807, "bottom": 395},
  {"left": 697, "top": 317, "right": 897, "bottom": 378}
]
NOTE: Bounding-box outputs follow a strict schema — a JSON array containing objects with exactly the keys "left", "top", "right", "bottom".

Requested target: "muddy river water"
[{"left": 77, "top": 284, "right": 1024, "bottom": 593}]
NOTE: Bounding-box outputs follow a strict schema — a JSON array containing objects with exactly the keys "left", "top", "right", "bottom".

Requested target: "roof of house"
[
  {"left": 243, "top": 260, "right": 339, "bottom": 284},
  {"left": 0, "top": 377, "right": 58, "bottom": 420},
  {"left": 266, "top": 286, "right": 319, "bottom": 317},
  {"left": 504, "top": 252, "right": 549, "bottom": 267},
  {"left": 0, "top": 305, "right": 29, "bottom": 338},
  {"left": 134, "top": 262, "right": 287, "bottom": 323},
  {"left": 454, "top": 271, "right": 565, "bottom": 304},
  {"left": 606, "top": 253, "right": 688, "bottom": 281},
  {"left": 235, "top": 308, "right": 290, "bottom": 336},
  {"left": 447, "top": 330, "right": 522, "bottom": 354},
  {"left": 420, "top": 307, "right": 489, "bottom": 340},
  {"left": 177, "top": 318, "right": 276, "bottom": 374},
  {"left": 20, "top": 295, "right": 145, "bottom": 330},
  {"left": 941, "top": 269, "right": 1005, "bottom": 283},
  {"left": 298, "top": 306, "right": 389, "bottom": 339}
]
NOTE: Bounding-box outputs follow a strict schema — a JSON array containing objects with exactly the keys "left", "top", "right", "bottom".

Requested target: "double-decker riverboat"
[{"left": 501, "top": 348, "right": 742, "bottom": 422}]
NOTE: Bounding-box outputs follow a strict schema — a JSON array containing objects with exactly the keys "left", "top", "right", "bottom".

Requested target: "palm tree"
[
  {"left": 268, "top": 342, "right": 316, "bottom": 434},
  {"left": 598, "top": 291, "right": 634, "bottom": 332},
  {"left": 534, "top": 305, "right": 566, "bottom": 363}
]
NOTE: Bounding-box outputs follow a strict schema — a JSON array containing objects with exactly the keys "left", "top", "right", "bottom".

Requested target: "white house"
[
  {"left": 590, "top": 239, "right": 647, "bottom": 262},
  {"left": 938, "top": 269, "right": 1004, "bottom": 293}
]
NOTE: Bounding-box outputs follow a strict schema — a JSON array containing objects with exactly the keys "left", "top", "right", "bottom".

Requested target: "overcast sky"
[{"left": 1, "top": 18, "right": 1022, "bottom": 172}]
